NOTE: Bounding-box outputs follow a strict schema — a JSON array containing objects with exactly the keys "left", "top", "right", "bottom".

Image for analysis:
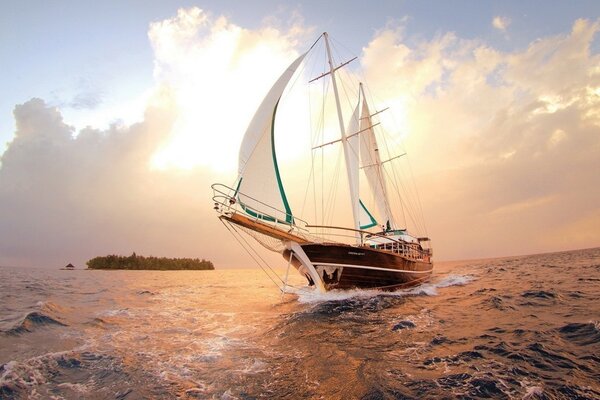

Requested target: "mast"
[{"left": 323, "top": 32, "right": 361, "bottom": 242}]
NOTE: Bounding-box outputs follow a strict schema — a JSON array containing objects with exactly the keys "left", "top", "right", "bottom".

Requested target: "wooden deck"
[{"left": 220, "top": 213, "right": 310, "bottom": 244}]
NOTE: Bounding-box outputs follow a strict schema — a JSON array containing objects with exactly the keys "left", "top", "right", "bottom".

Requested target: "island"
[{"left": 86, "top": 253, "right": 214, "bottom": 270}]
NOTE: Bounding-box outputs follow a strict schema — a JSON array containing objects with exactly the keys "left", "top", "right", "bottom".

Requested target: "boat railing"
[
  {"left": 212, "top": 184, "right": 432, "bottom": 262},
  {"left": 371, "top": 241, "right": 431, "bottom": 262},
  {"left": 211, "top": 183, "right": 312, "bottom": 236},
  {"left": 307, "top": 224, "right": 432, "bottom": 262}
]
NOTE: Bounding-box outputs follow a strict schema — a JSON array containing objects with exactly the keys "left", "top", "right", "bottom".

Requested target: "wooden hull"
[{"left": 283, "top": 243, "right": 432, "bottom": 291}]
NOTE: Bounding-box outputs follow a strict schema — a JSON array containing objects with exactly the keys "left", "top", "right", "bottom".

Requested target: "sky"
[{"left": 1, "top": 1, "right": 599, "bottom": 268}]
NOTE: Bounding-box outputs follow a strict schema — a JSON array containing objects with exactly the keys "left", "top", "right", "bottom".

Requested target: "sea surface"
[{"left": 1, "top": 248, "right": 599, "bottom": 399}]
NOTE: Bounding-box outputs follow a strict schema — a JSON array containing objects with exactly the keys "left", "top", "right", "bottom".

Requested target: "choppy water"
[{"left": 1, "top": 248, "right": 599, "bottom": 399}]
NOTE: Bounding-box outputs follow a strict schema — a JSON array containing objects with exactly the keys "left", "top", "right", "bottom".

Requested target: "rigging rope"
[
  {"left": 219, "top": 218, "right": 284, "bottom": 291},
  {"left": 220, "top": 219, "right": 317, "bottom": 295}
]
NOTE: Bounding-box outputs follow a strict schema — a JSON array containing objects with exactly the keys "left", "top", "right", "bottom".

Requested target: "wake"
[{"left": 291, "top": 274, "right": 474, "bottom": 304}]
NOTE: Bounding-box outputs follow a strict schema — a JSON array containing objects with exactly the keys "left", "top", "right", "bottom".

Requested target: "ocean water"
[{"left": 1, "top": 248, "right": 599, "bottom": 399}]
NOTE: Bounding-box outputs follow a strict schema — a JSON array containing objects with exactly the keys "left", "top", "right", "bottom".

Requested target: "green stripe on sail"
[
  {"left": 233, "top": 177, "right": 242, "bottom": 197},
  {"left": 240, "top": 202, "right": 277, "bottom": 222},
  {"left": 359, "top": 199, "right": 378, "bottom": 229},
  {"left": 271, "top": 98, "right": 294, "bottom": 224}
]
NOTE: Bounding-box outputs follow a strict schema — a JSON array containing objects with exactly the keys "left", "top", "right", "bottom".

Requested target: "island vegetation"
[{"left": 86, "top": 253, "right": 214, "bottom": 270}]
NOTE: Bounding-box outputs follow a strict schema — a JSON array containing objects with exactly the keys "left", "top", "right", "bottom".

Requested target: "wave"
[
  {"left": 521, "top": 290, "right": 557, "bottom": 299},
  {"left": 3, "top": 312, "right": 67, "bottom": 335},
  {"left": 481, "top": 295, "right": 515, "bottom": 311},
  {"left": 433, "top": 373, "right": 508, "bottom": 398},
  {"left": 85, "top": 317, "right": 116, "bottom": 330},
  {"left": 136, "top": 290, "right": 158, "bottom": 296},
  {"left": 578, "top": 277, "right": 600, "bottom": 282},
  {"left": 392, "top": 320, "right": 416, "bottom": 331},
  {"left": 558, "top": 321, "right": 600, "bottom": 346},
  {"left": 3, "top": 302, "right": 68, "bottom": 335}
]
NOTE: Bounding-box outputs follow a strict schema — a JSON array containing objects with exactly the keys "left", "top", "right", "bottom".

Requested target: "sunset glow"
[
  {"left": 1, "top": 3, "right": 599, "bottom": 268},
  {"left": 2, "top": 4, "right": 600, "bottom": 398}
]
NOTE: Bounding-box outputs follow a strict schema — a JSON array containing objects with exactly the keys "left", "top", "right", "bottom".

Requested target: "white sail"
[
  {"left": 345, "top": 100, "right": 361, "bottom": 233},
  {"left": 347, "top": 100, "right": 378, "bottom": 230},
  {"left": 359, "top": 93, "right": 396, "bottom": 230},
  {"left": 236, "top": 53, "right": 306, "bottom": 224}
]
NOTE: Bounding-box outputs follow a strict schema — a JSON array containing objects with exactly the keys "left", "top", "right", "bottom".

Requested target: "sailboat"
[{"left": 212, "top": 32, "right": 433, "bottom": 293}]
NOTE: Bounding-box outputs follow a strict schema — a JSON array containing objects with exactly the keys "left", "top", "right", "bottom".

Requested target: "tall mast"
[{"left": 323, "top": 32, "right": 361, "bottom": 241}]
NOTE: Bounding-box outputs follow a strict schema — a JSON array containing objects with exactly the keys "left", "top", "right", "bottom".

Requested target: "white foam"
[
  {"left": 57, "top": 382, "right": 91, "bottom": 394},
  {"left": 293, "top": 287, "right": 383, "bottom": 304},
  {"left": 236, "top": 359, "right": 267, "bottom": 374},
  {"left": 405, "top": 274, "right": 475, "bottom": 296},
  {"left": 99, "top": 308, "right": 132, "bottom": 317},
  {"left": 435, "top": 274, "right": 475, "bottom": 288},
  {"left": 405, "top": 284, "right": 439, "bottom": 296},
  {"left": 221, "top": 389, "right": 238, "bottom": 400},
  {"left": 0, "top": 360, "right": 19, "bottom": 385},
  {"left": 292, "top": 274, "right": 474, "bottom": 304},
  {"left": 0, "top": 349, "right": 77, "bottom": 390},
  {"left": 522, "top": 385, "right": 543, "bottom": 399},
  {"left": 185, "top": 386, "right": 208, "bottom": 396}
]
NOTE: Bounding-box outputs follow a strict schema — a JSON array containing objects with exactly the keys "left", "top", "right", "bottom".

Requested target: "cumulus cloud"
[
  {"left": 492, "top": 16, "right": 511, "bottom": 31},
  {"left": 0, "top": 8, "right": 309, "bottom": 268},
  {"left": 147, "top": 7, "right": 309, "bottom": 171},
  {"left": 362, "top": 18, "right": 600, "bottom": 259},
  {"left": 0, "top": 92, "right": 262, "bottom": 268}
]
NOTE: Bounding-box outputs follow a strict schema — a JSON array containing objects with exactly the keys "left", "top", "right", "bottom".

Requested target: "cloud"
[
  {"left": 0, "top": 10, "right": 598, "bottom": 269},
  {"left": 69, "top": 90, "right": 104, "bottom": 110},
  {"left": 361, "top": 18, "right": 600, "bottom": 259},
  {"left": 492, "top": 16, "right": 511, "bottom": 32},
  {"left": 0, "top": 7, "right": 310, "bottom": 268},
  {"left": 64, "top": 77, "right": 105, "bottom": 110},
  {"left": 0, "top": 92, "right": 262, "bottom": 268},
  {"left": 147, "top": 7, "right": 310, "bottom": 171}
]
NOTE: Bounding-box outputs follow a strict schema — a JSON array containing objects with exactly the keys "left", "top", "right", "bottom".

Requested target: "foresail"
[
  {"left": 359, "top": 95, "right": 396, "bottom": 229},
  {"left": 236, "top": 53, "right": 306, "bottom": 224}
]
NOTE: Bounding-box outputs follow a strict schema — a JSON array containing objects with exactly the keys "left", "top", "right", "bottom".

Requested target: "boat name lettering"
[{"left": 348, "top": 251, "right": 365, "bottom": 256}]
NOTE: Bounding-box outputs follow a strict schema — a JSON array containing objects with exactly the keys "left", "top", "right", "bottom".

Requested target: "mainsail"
[
  {"left": 236, "top": 53, "right": 307, "bottom": 224},
  {"left": 358, "top": 88, "right": 396, "bottom": 230},
  {"left": 345, "top": 98, "right": 361, "bottom": 232},
  {"left": 348, "top": 97, "right": 379, "bottom": 230}
]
